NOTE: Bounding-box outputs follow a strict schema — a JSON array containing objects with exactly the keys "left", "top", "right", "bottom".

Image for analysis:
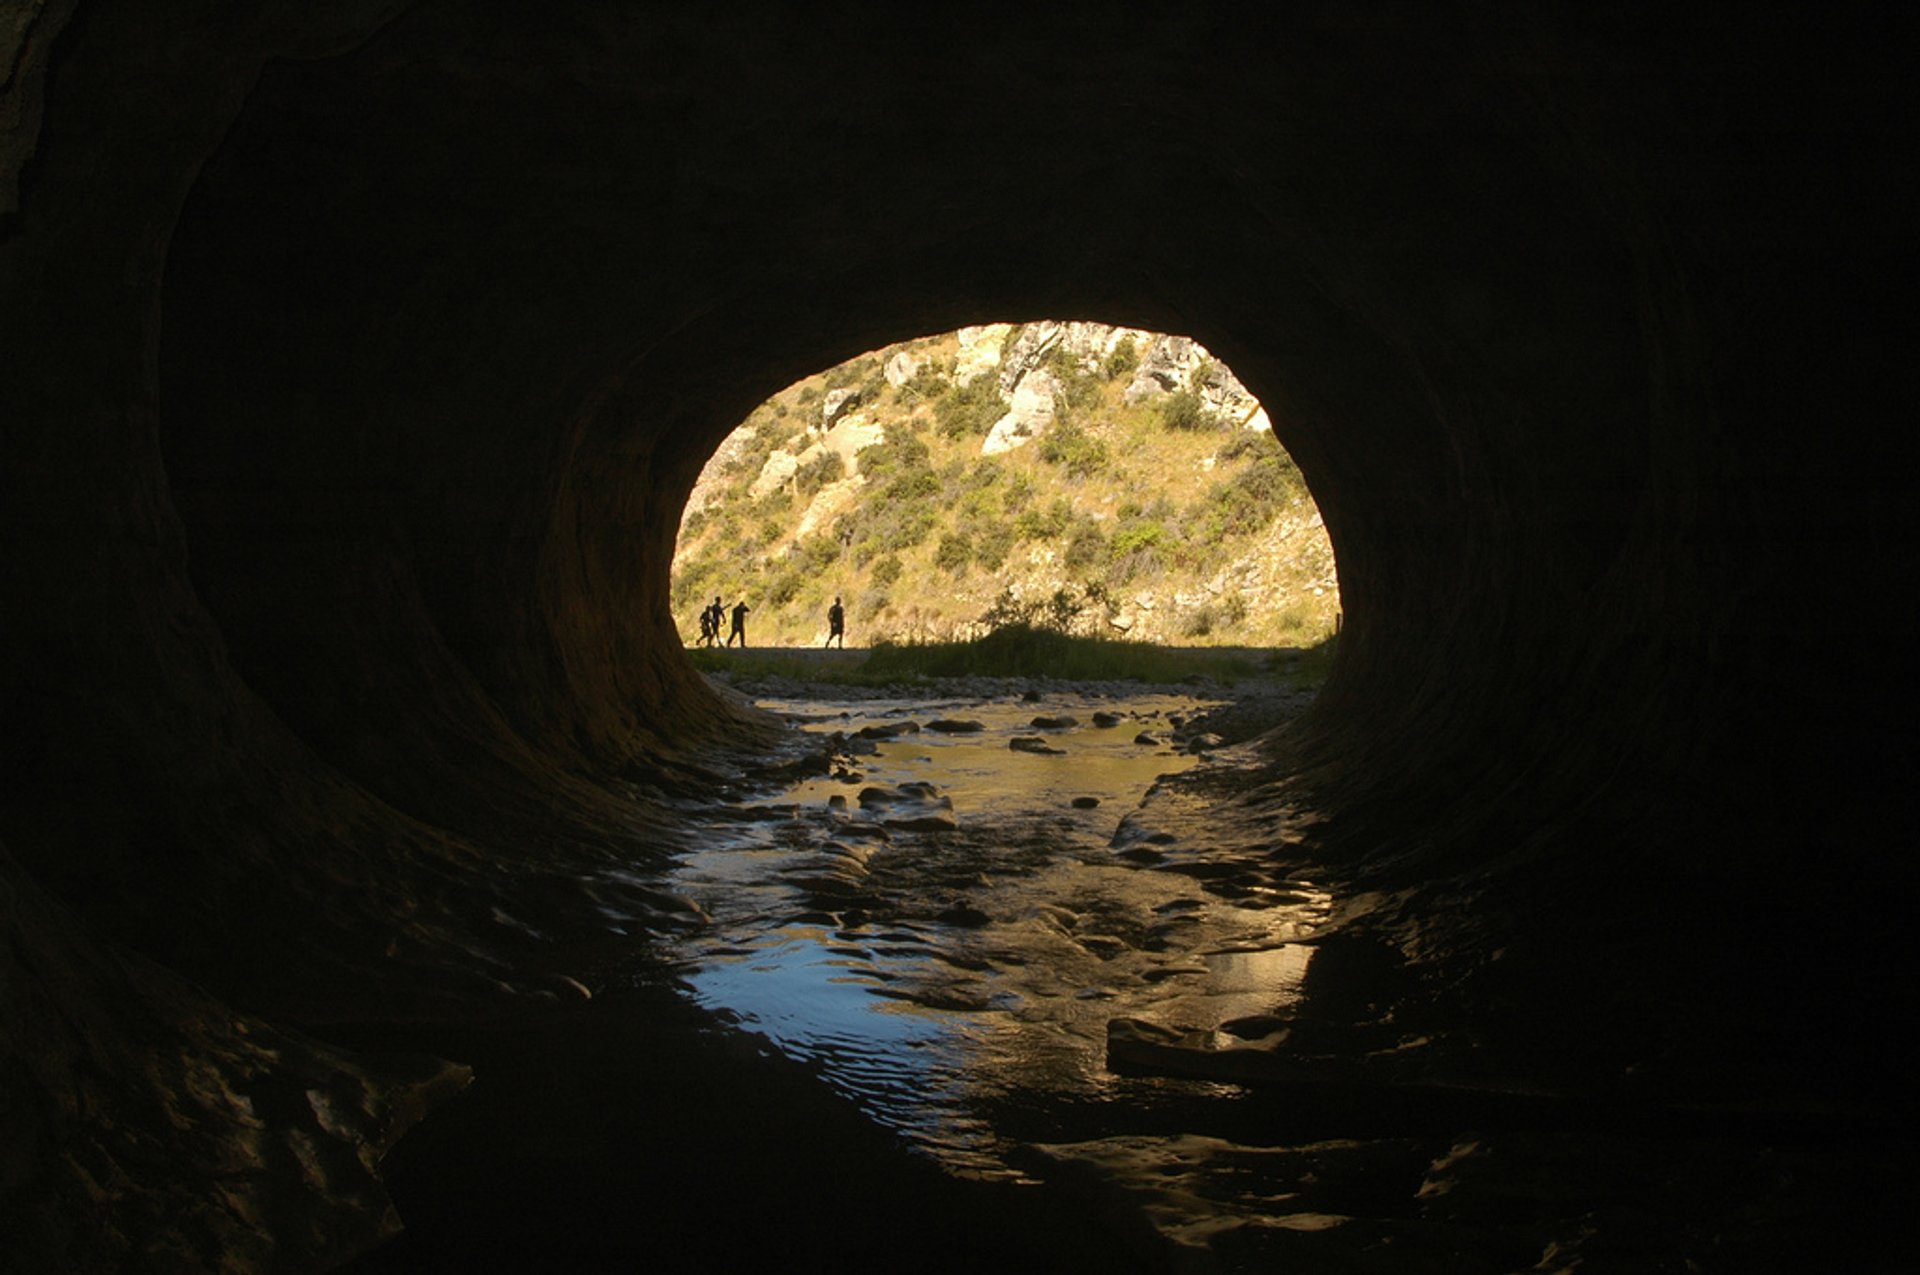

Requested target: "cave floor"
[{"left": 335, "top": 681, "right": 1913, "bottom": 1274}]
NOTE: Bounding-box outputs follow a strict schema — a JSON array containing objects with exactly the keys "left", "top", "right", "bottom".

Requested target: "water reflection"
[{"left": 659, "top": 689, "right": 1330, "bottom": 1178}]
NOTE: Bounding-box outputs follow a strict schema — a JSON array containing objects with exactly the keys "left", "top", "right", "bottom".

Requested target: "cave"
[{"left": 2, "top": 3, "right": 1914, "bottom": 1271}]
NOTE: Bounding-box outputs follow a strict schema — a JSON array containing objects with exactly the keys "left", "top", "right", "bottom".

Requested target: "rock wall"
[{"left": 2, "top": 0, "right": 1913, "bottom": 1266}]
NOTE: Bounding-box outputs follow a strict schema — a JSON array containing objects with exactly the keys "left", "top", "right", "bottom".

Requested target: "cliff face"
[
  {"left": 2, "top": 1, "right": 1914, "bottom": 1267},
  {"left": 671, "top": 323, "right": 1338, "bottom": 647}
]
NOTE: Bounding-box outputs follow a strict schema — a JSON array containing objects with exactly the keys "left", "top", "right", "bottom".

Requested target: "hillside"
[{"left": 670, "top": 322, "right": 1340, "bottom": 649}]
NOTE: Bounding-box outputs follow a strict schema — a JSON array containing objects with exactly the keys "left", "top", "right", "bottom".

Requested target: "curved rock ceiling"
[{"left": 2, "top": 1, "right": 1912, "bottom": 1267}]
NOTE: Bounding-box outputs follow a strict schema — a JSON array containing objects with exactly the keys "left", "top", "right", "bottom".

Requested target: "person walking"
[
  {"left": 727, "top": 599, "right": 750, "bottom": 648},
  {"left": 703, "top": 595, "right": 723, "bottom": 647},
  {"left": 824, "top": 596, "right": 845, "bottom": 649}
]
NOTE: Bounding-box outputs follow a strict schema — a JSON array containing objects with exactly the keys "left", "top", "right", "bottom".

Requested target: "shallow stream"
[{"left": 653, "top": 686, "right": 1331, "bottom": 1180}]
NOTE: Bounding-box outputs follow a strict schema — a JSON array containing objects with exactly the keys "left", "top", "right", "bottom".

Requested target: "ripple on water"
[{"left": 659, "top": 689, "right": 1331, "bottom": 1179}]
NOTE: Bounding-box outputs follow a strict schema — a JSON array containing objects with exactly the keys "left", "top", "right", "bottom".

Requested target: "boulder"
[
  {"left": 981, "top": 367, "right": 1062, "bottom": 456},
  {"left": 925, "top": 718, "right": 986, "bottom": 733},
  {"left": 821, "top": 386, "right": 861, "bottom": 427},
  {"left": 1010, "top": 736, "right": 1066, "bottom": 755},
  {"left": 883, "top": 349, "right": 920, "bottom": 387}
]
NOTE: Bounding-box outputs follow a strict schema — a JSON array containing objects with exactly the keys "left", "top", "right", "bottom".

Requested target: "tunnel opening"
[
  {"left": 6, "top": 2, "right": 1915, "bottom": 1269},
  {"left": 670, "top": 322, "right": 1342, "bottom": 654}
]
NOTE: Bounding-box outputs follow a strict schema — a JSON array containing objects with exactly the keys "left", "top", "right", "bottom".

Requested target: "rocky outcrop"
[{"left": 981, "top": 366, "right": 1062, "bottom": 455}]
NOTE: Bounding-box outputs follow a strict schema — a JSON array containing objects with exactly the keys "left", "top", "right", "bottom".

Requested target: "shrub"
[
  {"left": 870, "top": 554, "right": 903, "bottom": 588},
  {"left": 1037, "top": 420, "right": 1108, "bottom": 478},
  {"left": 1064, "top": 523, "right": 1106, "bottom": 571},
  {"left": 934, "top": 531, "right": 973, "bottom": 576},
  {"left": 1103, "top": 335, "right": 1139, "bottom": 381},
  {"left": 934, "top": 376, "right": 1006, "bottom": 439},
  {"left": 973, "top": 521, "right": 1015, "bottom": 571},
  {"left": 1013, "top": 496, "right": 1073, "bottom": 543},
  {"left": 794, "top": 449, "right": 846, "bottom": 496},
  {"left": 1159, "top": 389, "right": 1222, "bottom": 432}
]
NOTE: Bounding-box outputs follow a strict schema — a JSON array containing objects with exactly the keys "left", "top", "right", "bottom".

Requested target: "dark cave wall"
[{"left": 2, "top": 0, "right": 1915, "bottom": 1267}]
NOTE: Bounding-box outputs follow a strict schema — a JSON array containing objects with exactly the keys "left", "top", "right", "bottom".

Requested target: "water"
[{"left": 655, "top": 688, "right": 1332, "bottom": 1180}]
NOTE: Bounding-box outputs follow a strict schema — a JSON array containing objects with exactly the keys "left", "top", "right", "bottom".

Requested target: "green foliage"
[
  {"left": 934, "top": 375, "right": 1006, "bottom": 439},
  {"left": 1103, "top": 336, "right": 1139, "bottom": 381},
  {"left": 794, "top": 449, "right": 846, "bottom": 496},
  {"left": 763, "top": 568, "right": 803, "bottom": 609},
  {"left": 870, "top": 554, "right": 903, "bottom": 588},
  {"left": 823, "top": 354, "right": 879, "bottom": 390},
  {"left": 1158, "top": 389, "right": 1222, "bottom": 432},
  {"left": 973, "top": 520, "right": 1015, "bottom": 572},
  {"left": 1037, "top": 420, "right": 1108, "bottom": 477},
  {"left": 1013, "top": 496, "right": 1072, "bottom": 543},
  {"left": 934, "top": 531, "right": 973, "bottom": 575},
  {"left": 799, "top": 533, "right": 842, "bottom": 572},
  {"left": 1064, "top": 522, "right": 1106, "bottom": 571}
]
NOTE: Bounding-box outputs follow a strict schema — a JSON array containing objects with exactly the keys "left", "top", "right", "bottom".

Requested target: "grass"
[{"left": 686, "top": 626, "right": 1338, "bottom": 689}]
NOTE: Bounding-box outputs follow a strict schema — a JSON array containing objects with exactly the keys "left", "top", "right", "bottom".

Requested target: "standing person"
[
  {"left": 824, "top": 595, "right": 845, "bottom": 649},
  {"left": 704, "top": 595, "right": 723, "bottom": 647},
  {"left": 727, "top": 599, "right": 750, "bottom": 648},
  {"left": 695, "top": 603, "right": 713, "bottom": 647}
]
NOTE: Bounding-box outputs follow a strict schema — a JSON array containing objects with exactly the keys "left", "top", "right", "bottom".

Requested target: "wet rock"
[
  {"left": 1029, "top": 714, "right": 1079, "bottom": 730},
  {"left": 1181, "top": 732, "right": 1225, "bottom": 752},
  {"left": 936, "top": 903, "right": 992, "bottom": 927},
  {"left": 884, "top": 812, "right": 959, "bottom": 832},
  {"left": 1071, "top": 796, "right": 1101, "bottom": 809},
  {"left": 1010, "top": 736, "right": 1066, "bottom": 755},
  {"left": 858, "top": 720, "right": 921, "bottom": 738},
  {"left": 1091, "top": 711, "right": 1124, "bottom": 728},
  {"left": 1021, "top": 689, "right": 1043, "bottom": 702},
  {"left": 1133, "top": 731, "right": 1163, "bottom": 746},
  {"left": 925, "top": 718, "right": 986, "bottom": 733},
  {"left": 1116, "top": 847, "right": 1165, "bottom": 865}
]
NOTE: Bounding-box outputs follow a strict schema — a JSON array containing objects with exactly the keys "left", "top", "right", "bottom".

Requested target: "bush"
[
  {"left": 794, "top": 449, "right": 846, "bottom": 496},
  {"left": 870, "top": 554, "right": 903, "bottom": 588},
  {"left": 1065, "top": 523, "right": 1106, "bottom": 571},
  {"left": 1037, "top": 420, "right": 1108, "bottom": 478},
  {"left": 1103, "top": 335, "right": 1139, "bottom": 381},
  {"left": 934, "top": 376, "right": 1006, "bottom": 439},
  {"left": 973, "top": 521, "right": 1015, "bottom": 571},
  {"left": 1159, "top": 389, "right": 1222, "bottom": 432},
  {"left": 934, "top": 531, "right": 973, "bottom": 576}
]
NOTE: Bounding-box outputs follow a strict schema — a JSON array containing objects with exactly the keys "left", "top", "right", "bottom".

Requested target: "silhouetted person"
[
  {"left": 727, "top": 599, "right": 750, "bottom": 647},
  {"left": 825, "top": 596, "right": 845, "bottom": 648},
  {"left": 703, "top": 595, "right": 723, "bottom": 647}
]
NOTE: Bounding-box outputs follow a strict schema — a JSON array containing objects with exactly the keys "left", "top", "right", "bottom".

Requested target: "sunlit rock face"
[{"left": 1, "top": 0, "right": 1912, "bottom": 1266}]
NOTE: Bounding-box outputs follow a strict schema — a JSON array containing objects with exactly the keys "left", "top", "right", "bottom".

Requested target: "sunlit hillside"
[{"left": 670, "top": 322, "right": 1339, "bottom": 649}]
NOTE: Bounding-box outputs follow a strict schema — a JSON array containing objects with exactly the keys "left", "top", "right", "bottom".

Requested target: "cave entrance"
[
  {"left": 669, "top": 321, "right": 1340, "bottom": 655},
  {"left": 658, "top": 322, "right": 1340, "bottom": 1180}
]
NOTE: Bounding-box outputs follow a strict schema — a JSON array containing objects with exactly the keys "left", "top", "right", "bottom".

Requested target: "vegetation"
[{"left": 671, "top": 326, "right": 1338, "bottom": 647}]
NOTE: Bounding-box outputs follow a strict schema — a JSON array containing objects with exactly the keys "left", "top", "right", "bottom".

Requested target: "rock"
[
  {"left": 883, "top": 349, "right": 919, "bottom": 386},
  {"left": 1010, "top": 736, "right": 1066, "bottom": 755},
  {"left": 1133, "top": 731, "right": 1162, "bottom": 746},
  {"left": 1021, "top": 689, "right": 1043, "bottom": 702},
  {"left": 885, "top": 812, "right": 958, "bottom": 833},
  {"left": 1029, "top": 714, "right": 1078, "bottom": 729},
  {"left": 857, "top": 720, "right": 921, "bottom": 738},
  {"left": 981, "top": 367, "right": 1061, "bottom": 455},
  {"left": 821, "top": 386, "right": 861, "bottom": 427},
  {"left": 1091, "top": 711, "right": 1123, "bottom": 728},
  {"left": 952, "top": 322, "right": 1013, "bottom": 385},
  {"left": 995, "top": 320, "right": 1064, "bottom": 393},
  {"left": 747, "top": 447, "right": 800, "bottom": 498},
  {"left": 1071, "top": 796, "right": 1100, "bottom": 809},
  {"left": 936, "top": 903, "right": 992, "bottom": 927},
  {"left": 925, "top": 718, "right": 986, "bottom": 733}
]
